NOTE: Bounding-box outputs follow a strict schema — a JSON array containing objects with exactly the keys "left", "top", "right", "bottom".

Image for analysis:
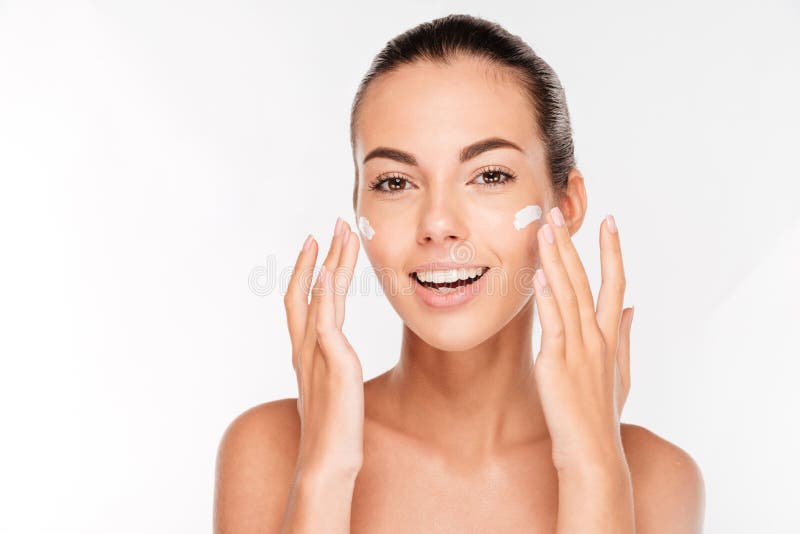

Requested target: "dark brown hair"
[{"left": 349, "top": 13, "right": 576, "bottom": 209}]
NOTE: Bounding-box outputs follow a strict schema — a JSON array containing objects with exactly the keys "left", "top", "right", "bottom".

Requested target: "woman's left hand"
[{"left": 531, "top": 207, "right": 634, "bottom": 474}]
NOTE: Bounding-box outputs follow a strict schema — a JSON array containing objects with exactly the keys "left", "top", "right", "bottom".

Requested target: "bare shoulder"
[
  {"left": 213, "top": 398, "right": 301, "bottom": 533},
  {"left": 620, "top": 423, "right": 706, "bottom": 534}
]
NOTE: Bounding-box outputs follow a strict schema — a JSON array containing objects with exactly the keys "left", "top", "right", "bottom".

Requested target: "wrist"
[
  {"left": 555, "top": 446, "right": 630, "bottom": 481},
  {"left": 554, "top": 450, "right": 636, "bottom": 534},
  {"left": 295, "top": 460, "right": 362, "bottom": 487},
  {"left": 293, "top": 466, "right": 359, "bottom": 509},
  {"left": 557, "top": 458, "right": 633, "bottom": 511}
]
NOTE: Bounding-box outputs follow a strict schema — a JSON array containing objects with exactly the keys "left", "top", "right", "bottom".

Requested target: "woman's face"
[{"left": 353, "top": 56, "right": 553, "bottom": 351}]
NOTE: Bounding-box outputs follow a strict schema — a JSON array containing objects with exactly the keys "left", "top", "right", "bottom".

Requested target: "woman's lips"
[{"left": 411, "top": 268, "right": 489, "bottom": 309}]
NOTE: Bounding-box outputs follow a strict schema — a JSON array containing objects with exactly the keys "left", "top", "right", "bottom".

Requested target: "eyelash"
[{"left": 368, "top": 167, "right": 518, "bottom": 195}]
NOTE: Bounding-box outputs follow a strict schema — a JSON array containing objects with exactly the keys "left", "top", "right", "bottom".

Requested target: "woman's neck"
[{"left": 381, "top": 300, "right": 550, "bottom": 462}]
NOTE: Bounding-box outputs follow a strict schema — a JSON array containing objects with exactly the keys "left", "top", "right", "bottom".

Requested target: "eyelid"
[
  {"left": 469, "top": 165, "right": 518, "bottom": 185},
  {"left": 368, "top": 165, "right": 517, "bottom": 194},
  {"left": 368, "top": 172, "right": 417, "bottom": 193}
]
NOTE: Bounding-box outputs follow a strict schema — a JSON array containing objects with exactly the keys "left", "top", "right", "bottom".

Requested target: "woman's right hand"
[{"left": 283, "top": 217, "right": 364, "bottom": 479}]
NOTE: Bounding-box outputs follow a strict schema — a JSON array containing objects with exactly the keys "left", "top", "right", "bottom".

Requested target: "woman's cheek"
[
  {"left": 472, "top": 199, "right": 543, "bottom": 242},
  {"left": 355, "top": 207, "right": 409, "bottom": 291},
  {"left": 355, "top": 212, "right": 382, "bottom": 270},
  {"left": 356, "top": 214, "right": 377, "bottom": 242},
  {"left": 473, "top": 201, "right": 542, "bottom": 291}
]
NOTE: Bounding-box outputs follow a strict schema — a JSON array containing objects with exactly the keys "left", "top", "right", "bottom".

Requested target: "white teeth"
[
  {"left": 415, "top": 267, "right": 487, "bottom": 284},
  {"left": 432, "top": 286, "right": 458, "bottom": 294}
]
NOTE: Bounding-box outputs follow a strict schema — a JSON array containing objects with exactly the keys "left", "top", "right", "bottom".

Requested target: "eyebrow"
[{"left": 362, "top": 137, "right": 524, "bottom": 166}]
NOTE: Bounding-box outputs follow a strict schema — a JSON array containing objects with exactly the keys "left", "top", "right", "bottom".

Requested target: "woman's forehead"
[{"left": 354, "top": 58, "right": 540, "bottom": 162}]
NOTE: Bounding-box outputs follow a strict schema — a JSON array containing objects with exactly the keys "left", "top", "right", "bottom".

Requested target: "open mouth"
[{"left": 411, "top": 267, "right": 489, "bottom": 293}]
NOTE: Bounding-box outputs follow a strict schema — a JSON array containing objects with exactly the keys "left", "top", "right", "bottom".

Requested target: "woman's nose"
[{"left": 415, "top": 189, "right": 469, "bottom": 247}]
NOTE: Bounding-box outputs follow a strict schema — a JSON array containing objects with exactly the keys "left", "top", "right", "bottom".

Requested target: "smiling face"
[{"left": 352, "top": 55, "right": 554, "bottom": 351}]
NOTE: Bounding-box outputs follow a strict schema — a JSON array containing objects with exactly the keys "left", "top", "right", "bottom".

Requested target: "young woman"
[{"left": 214, "top": 14, "right": 705, "bottom": 533}]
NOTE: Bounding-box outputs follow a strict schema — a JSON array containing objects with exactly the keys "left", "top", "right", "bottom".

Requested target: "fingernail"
[
  {"left": 319, "top": 264, "right": 327, "bottom": 280},
  {"left": 343, "top": 230, "right": 351, "bottom": 247},
  {"left": 542, "top": 223, "right": 555, "bottom": 244},
  {"left": 334, "top": 217, "right": 344, "bottom": 236},
  {"left": 302, "top": 234, "right": 314, "bottom": 251},
  {"left": 551, "top": 206, "right": 565, "bottom": 228},
  {"left": 606, "top": 214, "right": 618, "bottom": 234}
]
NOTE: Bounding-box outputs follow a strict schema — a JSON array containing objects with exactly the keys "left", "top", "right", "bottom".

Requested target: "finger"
[
  {"left": 322, "top": 218, "right": 347, "bottom": 272},
  {"left": 546, "top": 207, "right": 602, "bottom": 341},
  {"left": 537, "top": 221, "right": 584, "bottom": 356},
  {"left": 532, "top": 267, "right": 566, "bottom": 365},
  {"left": 615, "top": 307, "right": 634, "bottom": 416},
  {"left": 297, "top": 218, "right": 346, "bottom": 414},
  {"left": 596, "top": 214, "right": 626, "bottom": 361},
  {"left": 334, "top": 227, "right": 360, "bottom": 330},
  {"left": 331, "top": 220, "right": 353, "bottom": 318},
  {"left": 316, "top": 263, "right": 353, "bottom": 367},
  {"left": 303, "top": 217, "right": 347, "bottom": 351},
  {"left": 284, "top": 235, "right": 317, "bottom": 417},
  {"left": 616, "top": 306, "right": 633, "bottom": 394},
  {"left": 284, "top": 234, "right": 318, "bottom": 349}
]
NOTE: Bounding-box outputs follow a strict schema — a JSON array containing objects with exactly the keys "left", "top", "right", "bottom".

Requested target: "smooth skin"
[{"left": 214, "top": 56, "right": 705, "bottom": 533}]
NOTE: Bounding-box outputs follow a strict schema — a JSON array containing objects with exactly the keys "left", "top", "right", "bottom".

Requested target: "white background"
[{"left": 1, "top": 1, "right": 798, "bottom": 532}]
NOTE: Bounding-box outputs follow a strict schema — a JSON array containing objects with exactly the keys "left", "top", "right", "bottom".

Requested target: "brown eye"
[
  {"left": 482, "top": 171, "right": 503, "bottom": 184},
  {"left": 386, "top": 177, "right": 407, "bottom": 190},
  {"left": 369, "top": 175, "right": 413, "bottom": 194},
  {"left": 471, "top": 168, "right": 517, "bottom": 187}
]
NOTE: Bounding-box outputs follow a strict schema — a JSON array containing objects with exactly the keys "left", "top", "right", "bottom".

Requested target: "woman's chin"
[
  {"left": 411, "top": 328, "right": 491, "bottom": 352},
  {"left": 396, "top": 295, "right": 532, "bottom": 353},
  {"left": 403, "top": 314, "right": 503, "bottom": 352}
]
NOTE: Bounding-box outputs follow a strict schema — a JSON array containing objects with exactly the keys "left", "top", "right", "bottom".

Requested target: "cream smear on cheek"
[
  {"left": 513, "top": 205, "right": 543, "bottom": 230},
  {"left": 357, "top": 215, "right": 376, "bottom": 240}
]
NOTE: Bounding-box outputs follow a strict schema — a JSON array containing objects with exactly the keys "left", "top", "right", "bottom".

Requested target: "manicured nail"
[
  {"left": 343, "top": 230, "right": 351, "bottom": 247},
  {"left": 606, "top": 214, "right": 618, "bottom": 234},
  {"left": 542, "top": 223, "right": 555, "bottom": 244},
  {"left": 334, "top": 217, "right": 344, "bottom": 236},
  {"left": 551, "top": 206, "right": 565, "bottom": 228},
  {"left": 302, "top": 234, "right": 314, "bottom": 251}
]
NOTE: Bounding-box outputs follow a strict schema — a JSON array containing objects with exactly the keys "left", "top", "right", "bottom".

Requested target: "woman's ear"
[{"left": 559, "top": 168, "right": 588, "bottom": 237}]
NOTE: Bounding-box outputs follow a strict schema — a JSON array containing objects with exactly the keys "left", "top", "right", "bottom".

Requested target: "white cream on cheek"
[
  {"left": 357, "top": 215, "right": 376, "bottom": 240},
  {"left": 513, "top": 205, "right": 543, "bottom": 230}
]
